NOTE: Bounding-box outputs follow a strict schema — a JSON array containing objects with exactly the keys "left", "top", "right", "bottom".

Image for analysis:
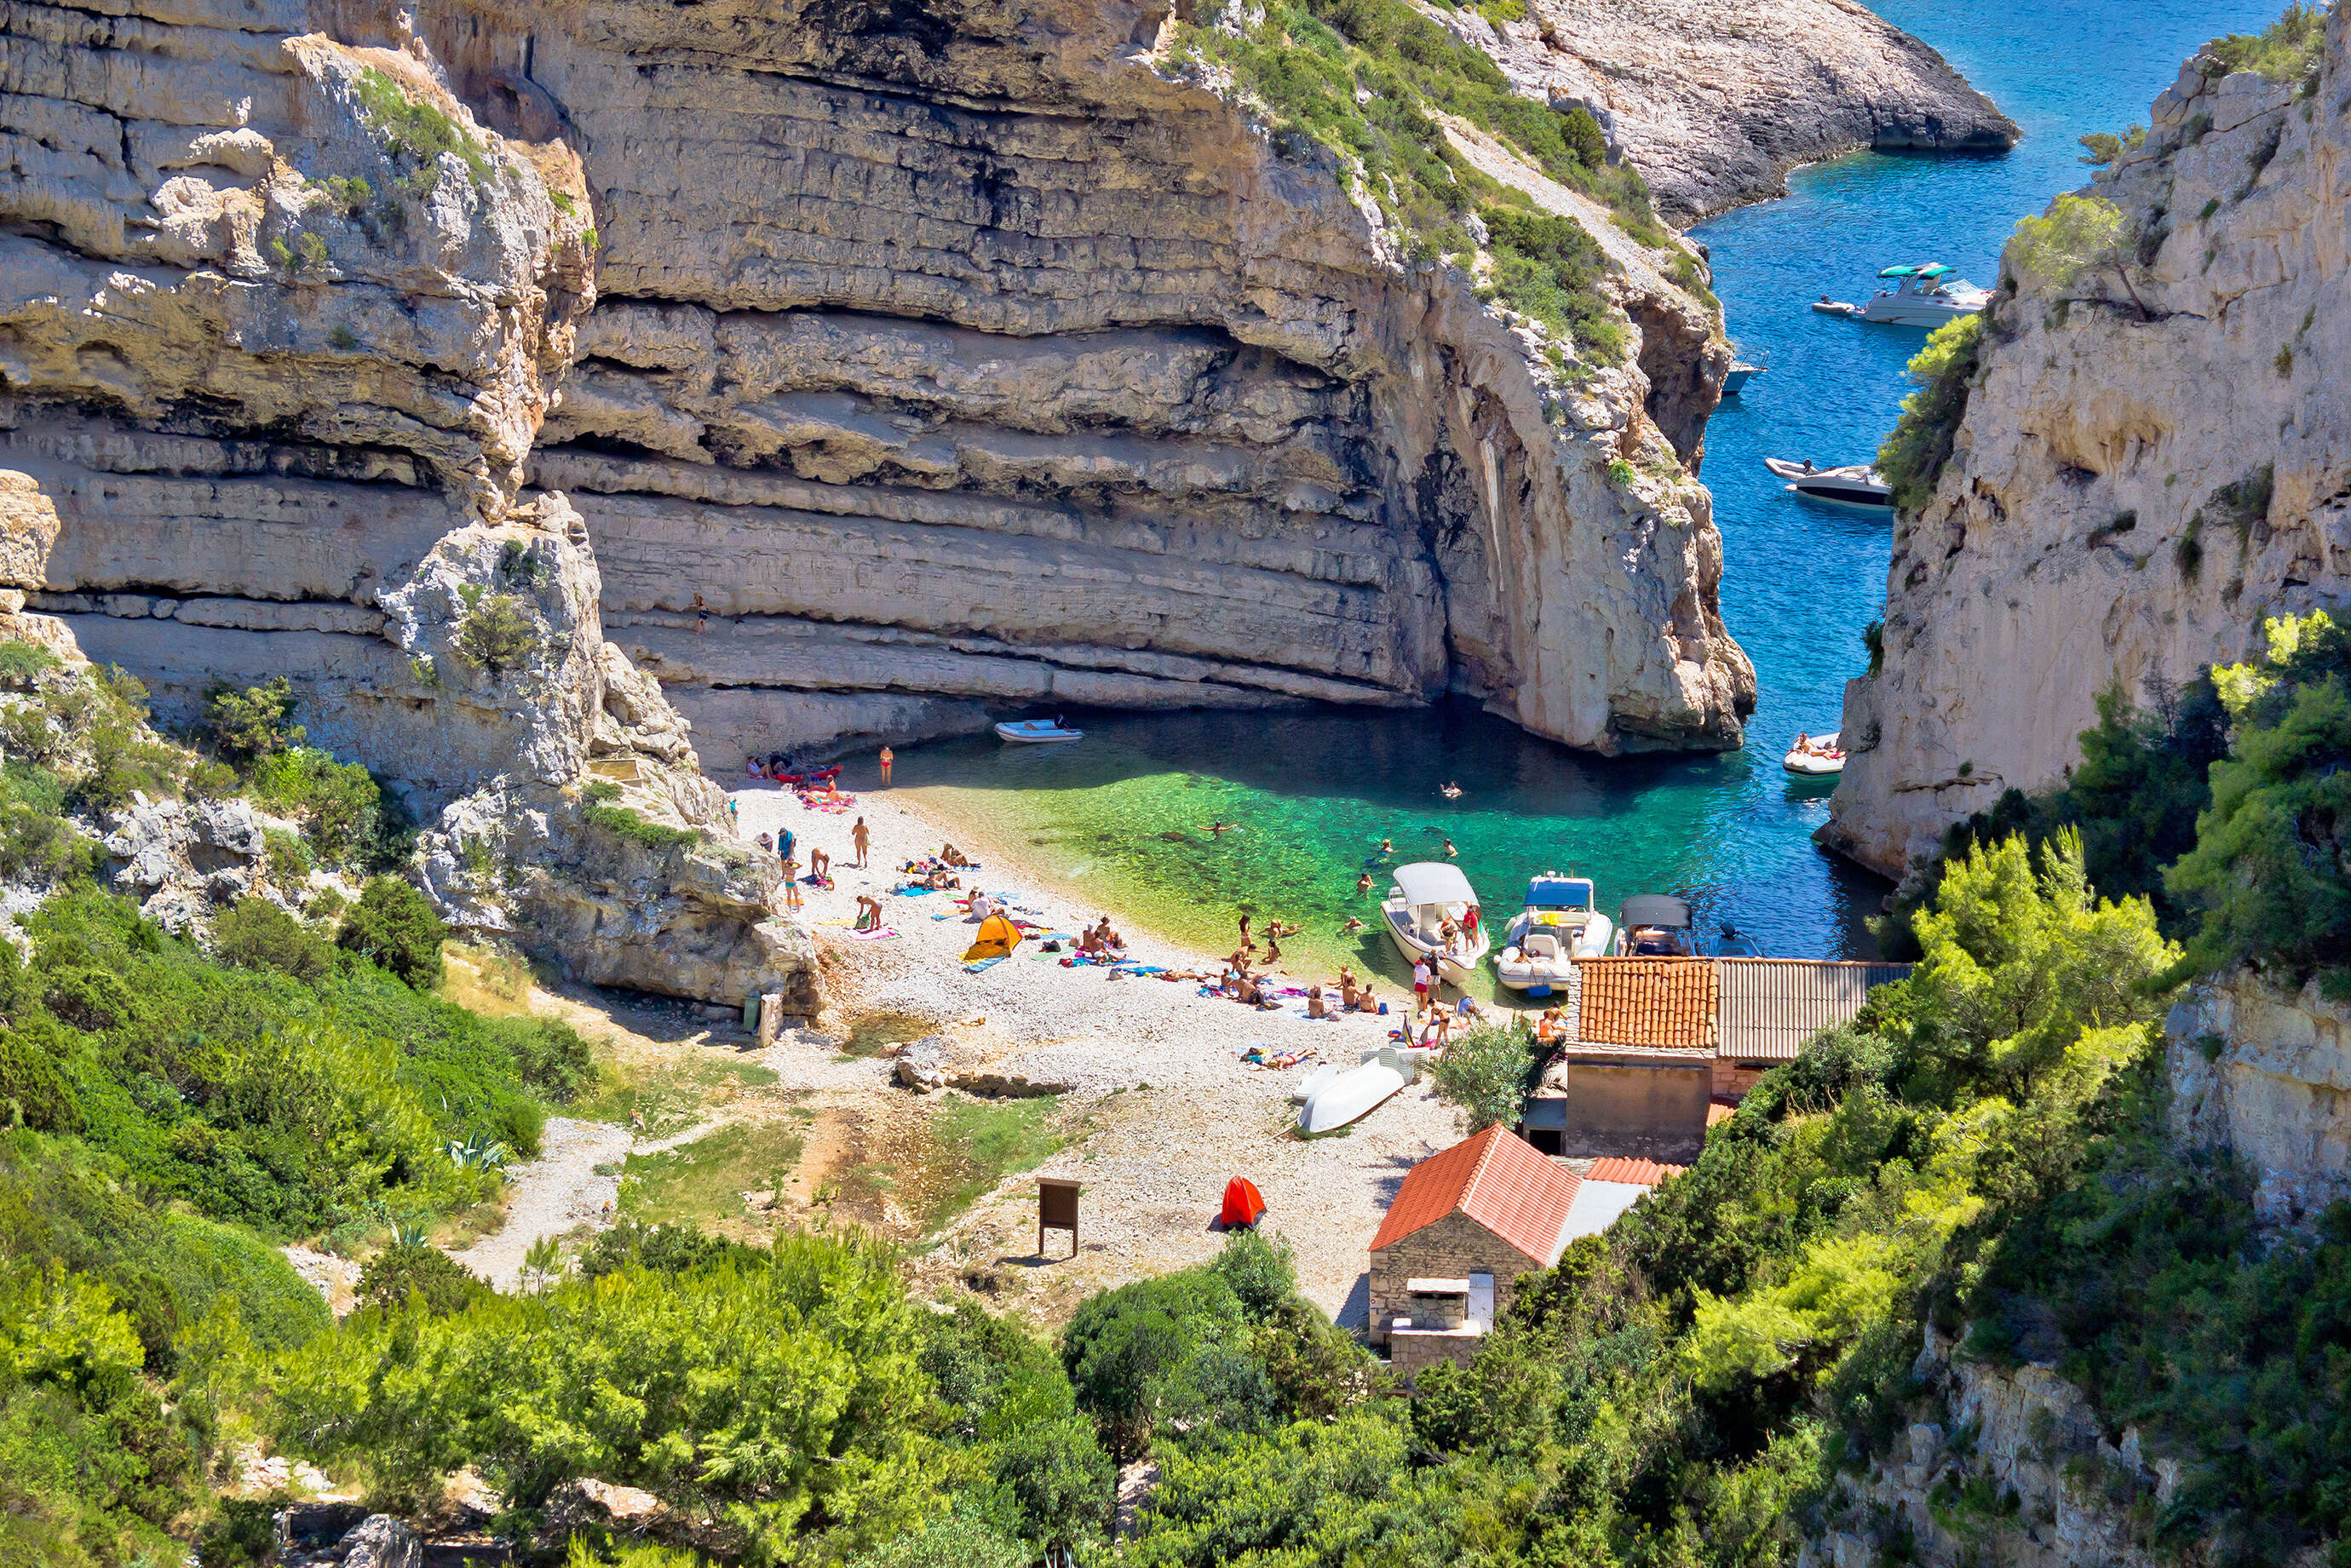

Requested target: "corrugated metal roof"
[
  {"left": 1714, "top": 959, "right": 1912, "bottom": 1061},
  {"left": 1572, "top": 957, "right": 1717, "bottom": 1049},
  {"left": 1370, "top": 1124, "right": 1583, "bottom": 1264}
]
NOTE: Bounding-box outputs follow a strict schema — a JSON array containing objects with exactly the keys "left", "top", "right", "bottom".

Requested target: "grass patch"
[
  {"left": 351, "top": 66, "right": 493, "bottom": 186},
  {"left": 576, "top": 1054, "right": 780, "bottom": 1138},
  {"left": 582, "top": 780, "right": 701, "bottom": 852},
  {"left": 916, "top": 1095, "right": 1066, "bottom": 1234},
  {"left": 618, "top": 1121, "right": 807, "bottom": 1237}
]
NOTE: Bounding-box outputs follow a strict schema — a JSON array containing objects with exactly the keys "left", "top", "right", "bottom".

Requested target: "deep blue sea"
[{"left": 880, "top": 0, "right": 2280, "bottom": 988}]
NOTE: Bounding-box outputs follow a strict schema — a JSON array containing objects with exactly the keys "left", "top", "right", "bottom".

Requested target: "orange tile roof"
[
  {"left": 1370, "top": 1124, "right": 1583, "bottom": 1264},
  {"left": 1584, "top": 1157, "right": 1686, "bottom": 1187},
  {"left": 1573, "top": 957, "right": 1717, "bottom": 1049}
]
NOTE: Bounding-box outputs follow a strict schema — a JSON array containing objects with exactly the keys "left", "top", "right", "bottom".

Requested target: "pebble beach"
[{"left": 726, "top": 772, "right": 1473, "bottom": 1324}]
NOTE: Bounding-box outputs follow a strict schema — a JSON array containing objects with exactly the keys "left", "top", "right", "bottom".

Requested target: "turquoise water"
[{"left": 876, "top": 0, "right": 2278, "bottom": 988}]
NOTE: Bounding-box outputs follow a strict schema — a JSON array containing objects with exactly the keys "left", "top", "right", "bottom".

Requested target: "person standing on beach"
[
  {"left": 1238, "top": 912, "right": 1251, "bottom": 945},
  {"left": 851, "top": 817, "right": 871, "bottom": 868},
  {"left": 779, "top": 856, "right": 802, "bottom": 910},
  {"left": 1412, "top": 958, "right": 1432, "bottom": 1014},
  {"left": 879, "top": 745, "right": 894, "bottom": 786}
]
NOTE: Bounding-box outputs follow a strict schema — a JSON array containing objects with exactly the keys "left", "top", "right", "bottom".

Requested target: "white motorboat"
[
  {"left": 1297, "top": 1045, "right": 1428, "bottom": 1134},
  {"left": 1785, "top": 730, "right": 1845, "bottom": 776},
  {"left": 1722, "top": 363, "right": 1762, "bottom": 395},
  {"left": 1818, "top": 263, "right": 1989, "bottom": 327},
  {"left": 1616, "top": 893, "right": 1695, "bottom": 957},
  {"left": 1763, "top": 458, "right": 1891, "bottom": 513},
  {"left": 1382, "top": 862, "right": 1489, "bottom": 990},
  {"left": 994, "top": 719, "right": 1083, "bottom": 744},
  {"left": 1493, "top": 874, "right": 1615, "bottom": 996}
]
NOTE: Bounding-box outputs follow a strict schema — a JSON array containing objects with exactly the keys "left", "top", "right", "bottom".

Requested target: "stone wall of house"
[{"left": 1368, "top": 1211, "right": 1543, "bottom": 1349}]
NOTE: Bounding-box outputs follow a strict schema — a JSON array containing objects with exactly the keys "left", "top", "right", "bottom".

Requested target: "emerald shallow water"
[{"left": 854, "top": 0, "right": 2279, "bottom": 994}]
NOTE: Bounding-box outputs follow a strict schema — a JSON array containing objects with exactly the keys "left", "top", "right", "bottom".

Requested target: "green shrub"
[
  {"left": 211, "top": 899, "right": 335, "bottom": 985},
  {"left": 1209, "top": 1226, "right": 1298, "bottom": 1318},
  {"left": 2006, "top": 192, "right": 2126, "bottom": 293},
  {"left": 207, "top": 679, "right": 303, "bottom": 762},
  {"left": 1426, "top": 1021, "right": 1538, "bottom": 1131},
  {"left": 2076, "top": 124, "right": 2146, "bottom": 165},
  {"left": 846, "top": 1514, "right": 1028, "bottom": 1568},
  {"left": 247, "top": 747, "right": 407, "bottom": 869},
  {"left": 479, "top": 1014, "right": 594, "bottom": 1103},
  {"left": 351, "top": 66, "right": 493, "bottom": 185},
  {"left": 1877, "top": 313, "right": 1984, "bottom": 514},
  {"left": 992, "top": 1415, "right": 1114, "bottom": 1552},
  {"left": 580, "top": 783, "right": 700, "bottom": 853},
  {"left": 2168, "top": 610, "right": 2351, "bottom": 988},
  {"left": 451, "top": 587, "right": 542, "bottom": 676},
  {"left": 1062, "top": 1269, "right": 1256, "bottom": 1460},
  {"left": 336, "top": 877, "right": 447, "bottom": 991},
  {"left": 354, "top": 1242, "right": 490, "bottom": 1318},
  {"left": 0, "top": 642, "right": 56, "bottom": 690},
  {"left": 2207, "top": 2, "right": 2326, "bottom": 89}
]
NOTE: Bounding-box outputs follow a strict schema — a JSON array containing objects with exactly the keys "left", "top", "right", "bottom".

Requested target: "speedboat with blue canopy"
[
  {"left": 1493, "top": 874, "right": 1615, "bottom": 996},
  {"left": 1812, "top": 262, "right": 1990, "bottom": 327}
]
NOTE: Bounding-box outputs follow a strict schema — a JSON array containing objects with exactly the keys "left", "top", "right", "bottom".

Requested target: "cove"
[{"left": 883, "top": 0, "right": 2279, "bottom": 990}]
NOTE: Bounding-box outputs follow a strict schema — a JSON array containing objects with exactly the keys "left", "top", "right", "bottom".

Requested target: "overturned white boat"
[
  {"left": 1763, "top": 458, "right": 1891, "bottom": 513},
  {"left": 995, "top": 718, "right": 1083, "bottom": 744},
  {"left": 1493, "top": 875, "right": 1614, "bottom": 997},
  {"left": 1297, "top": 1044, "right": 1429, "bottom": 1134},
  {"left": 1382, "top": 862, "right": 1488, "bottom": 991},
  {"left": 1785, "top": 731, "right": 1845, "bottom": 776}
]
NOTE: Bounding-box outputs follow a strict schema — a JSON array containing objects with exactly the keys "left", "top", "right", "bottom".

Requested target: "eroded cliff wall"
[
  {"left": 1825, "top": 23, "right": 2351, "bottom": 880},
  {"left": 414, "top": 0, "right": 1756, "bottom": 767},
  {"left": 0, "top": 2, "right": 809, "bottom": 1003}
]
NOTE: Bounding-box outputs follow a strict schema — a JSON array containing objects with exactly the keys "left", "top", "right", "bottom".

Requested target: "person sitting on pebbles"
[
  {"left": 1307, "top": 985, "right": 1328, "bottom": 1019},
  {"left": 941, "top": 843, "right": 973, "bottom": 868},
  {"left": 1098, "top": 920, "right": 1128, "bottom": 957}
]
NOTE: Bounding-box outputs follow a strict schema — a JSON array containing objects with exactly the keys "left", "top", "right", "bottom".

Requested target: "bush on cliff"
[
  {"left": 2209, "top": 1, "right": 2327, "bottom": 89},
  {"left": 336, "top": 876, "right": 448, "bottom": 991},
  {"left": 1875, "top": 313, "right": 1983, "bottom": 514},
  {"left": 2166, "top": 609, "right": 2351, "bottom": 991}
]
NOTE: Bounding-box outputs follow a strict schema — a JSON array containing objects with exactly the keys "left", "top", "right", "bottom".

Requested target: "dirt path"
[{"left": 445, "top": 1116, "right": 633, "bottom": 1290}]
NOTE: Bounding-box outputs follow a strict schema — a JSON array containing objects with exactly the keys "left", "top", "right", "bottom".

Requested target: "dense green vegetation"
[
  {"left": 2208, "top": 1, "right": 2327, "bottom": 89},
  {"left": 1875, "top": 313, "right": 1984, "bottom": 514},
  {"left": 1170, "top": 0, "right": 1685, "bottom": 362}
]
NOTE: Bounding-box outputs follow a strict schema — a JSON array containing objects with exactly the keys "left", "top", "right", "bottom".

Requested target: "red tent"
[{"left": 1220, "top": 1176, "right": 1266, "bottom": 1229}]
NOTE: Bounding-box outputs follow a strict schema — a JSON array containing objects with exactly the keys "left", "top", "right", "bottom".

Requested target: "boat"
[
  {"left": 1297, "top": 1045, "right": 1427, "bottom": 1134},
  {"left": 1722, "top": 363, "right": 1762, "bottom": 394},
  {"left": 1493, "top": 874, "right": 1615, "bottom": 996},
  {"left": 1616, "top": 893, "right": 1694, "bottom": 957},
  {"left": 994, "top": 719, "right": 1084, "bottom": 744},
  {"left": 1706, "top": 922, "right": 1764, "bottom": 958},
  {"left": 1819, "top": 263, "right": 1991, "bottom": 327},
  {"left": 1381, "top": 862, "right": 1489, "bottom": 990},
  {"left": 1784, "top": 730, "right": 1845, "bottom": 776},
  {"left": 1763, "top": 458, "right": 1891, "bottom": 513}
]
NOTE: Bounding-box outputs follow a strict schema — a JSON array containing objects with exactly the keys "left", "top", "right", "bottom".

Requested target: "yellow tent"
[{"left": 963, "top": 913, "right": 1022, "bottom": 962}]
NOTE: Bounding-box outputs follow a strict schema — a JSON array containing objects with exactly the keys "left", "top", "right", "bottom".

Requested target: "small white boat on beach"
[
  {"left": 1764, "top": 458, "right": 1892, "bottom": 513},
  {"left": 1297, "top": 1044, "right": 1428, "bottom": 1134},
  {"left": 1382, "top": 862, "right": 1488, "bottom": 990},
  {"left": 1785, "top": 731, "right": 1845, "bottom": 776},
  {"left": 1814, "top": 263, "right": 1991, "bottom": 327},
  {"left": 995, "top": 719, "right": 1084, "bottom": 744},
  {"left": 1493, "top": 875, "right": 1615, "bottom": 996}
]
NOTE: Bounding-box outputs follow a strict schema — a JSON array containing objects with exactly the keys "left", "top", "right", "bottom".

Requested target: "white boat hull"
[
  {"left": 1382, "top": 907, "right": 1489, "bottom": 991},
  {"left": 1785, "top": 484, "right": 1892, "bottom": 513},
  {"left": 1298, "top": 1048, "right": 1428, "bottom": 1134},
  {"left": 995, "top": 721, "right": 1083, "bottom": 744},
  {"left": 1492, "top": 909, "right": 1614, "bottom": 991},
  {"left": 1856, "top": 300, "right": 1984, "bottom": 327}
]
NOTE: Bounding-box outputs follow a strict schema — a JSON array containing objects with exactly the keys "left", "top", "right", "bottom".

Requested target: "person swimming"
[
  {"left": 1442, "top": 837, "right": 1458, "bottom": 859},
  {"left": 1440, "top": 780, "right": 1463, "bottom": 799},
  {"left": 1378, "top": 836, "right": 1394, "bottom": 854},
  {"left": 1355, "top": 871, "right": 1374, "bottom": 896}
]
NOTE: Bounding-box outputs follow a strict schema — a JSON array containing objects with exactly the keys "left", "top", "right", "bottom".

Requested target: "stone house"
[{"left": 1367, "top": 1124, "right": 1583, "bottom": 1376}]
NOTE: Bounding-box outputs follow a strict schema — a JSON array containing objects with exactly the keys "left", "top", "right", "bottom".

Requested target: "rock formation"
[
  {"left": 2167, "top": 969, "right": 2351, "bottom": 1226},
  {"left": 486, "top": 0, "right": 1753, "bottom": 762},
  {"left": 0, "top": 6, "right": 806, "bottom": 1003},
  {"left": 1825, "top": 24, "right": 2351, "bottom": 879},
  {"left": 1457, "top": 0, "right": 2016, "bottom": 223}
]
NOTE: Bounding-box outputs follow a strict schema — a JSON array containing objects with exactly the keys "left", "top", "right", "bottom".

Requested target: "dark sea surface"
[{"left": 876, "top": 0, "right": 2279, "bottom": 995}]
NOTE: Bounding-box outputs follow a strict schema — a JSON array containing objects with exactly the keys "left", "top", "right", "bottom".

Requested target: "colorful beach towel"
[
  {"left": 847, "top": 927, "right": 899, "bottom": 940},
  {"left": 964, "top": 956, "right": 1009, "bottom": 974}
]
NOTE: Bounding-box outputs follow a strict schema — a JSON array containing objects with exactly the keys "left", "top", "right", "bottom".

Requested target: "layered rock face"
[
  {"left": 2167, "top": 970, "right": 2351, "bottom": 1226},
  {"left": 1825, "top": 26, "right": 2351, "bottom": 879},
  {"left": 421, "top": 0, "right": 1753, "bottom": 764},
  {"left": 0, "top": 5, "right": 806, "bottom": 1003},
  {"left": 1457, "top": 0, "right": 2016, "bottom": 223}
]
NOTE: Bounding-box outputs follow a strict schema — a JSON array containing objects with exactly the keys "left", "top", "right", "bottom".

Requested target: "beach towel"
[
  {"left": 889, "top": 885, "right": 936, "bottom": 896},
  {"left": 848, "top": 927, "right": 899, "bottom": 940},
  {"left": 963, "top": 956, "right": 1008, "bottom": 974}
]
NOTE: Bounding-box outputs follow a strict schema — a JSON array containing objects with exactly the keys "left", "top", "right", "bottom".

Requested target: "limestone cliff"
[
  {"left": 1456, "top": 0, "right": 2016, "bottom": 223},
  {"left": 1825, "top": 22, "right": 2351, "bottom": 879},
  {"left": 475, "top": 0, "right": 1754, "bottom": 763},
  {"left": 0, "top": 5, "right": 805, "bottom": 1004}
]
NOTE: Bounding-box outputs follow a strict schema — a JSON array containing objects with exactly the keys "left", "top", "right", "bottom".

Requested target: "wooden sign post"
[{"left": 1037, "top": 1178, "right": 1080, "bottom": 1260}]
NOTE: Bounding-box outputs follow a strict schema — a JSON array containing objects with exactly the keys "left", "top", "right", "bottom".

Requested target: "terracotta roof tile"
[
  {"left": 1572, "top": 957, "right": 1718, "bottom": 1049},
  {"left": 1584, "top": 1157, "right": 1686, "bottom": 1186},
  {"left": 1370, "top": 1125, "right": 1583, "bottom": 1263}
]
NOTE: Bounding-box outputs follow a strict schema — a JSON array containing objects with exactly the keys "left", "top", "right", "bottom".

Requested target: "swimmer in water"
[
  {"left": 1441, "top": 780, "right": 1463, "bottom": 799},
  {"left": 1208, "top": 820, "right": 1240, "bottom": 835},
  {"left": 1378, "top": 836, "right": 1394, "bottom": 854},
  {"left": 1342, "top": 916, "right": 1365, "bottom": 933},
  {"left": 1356, "top": 871, "right": 1374, "bottom": 895},
  {"left": 1442, "top": 836, "right": 1458, "bottom": 859}
]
